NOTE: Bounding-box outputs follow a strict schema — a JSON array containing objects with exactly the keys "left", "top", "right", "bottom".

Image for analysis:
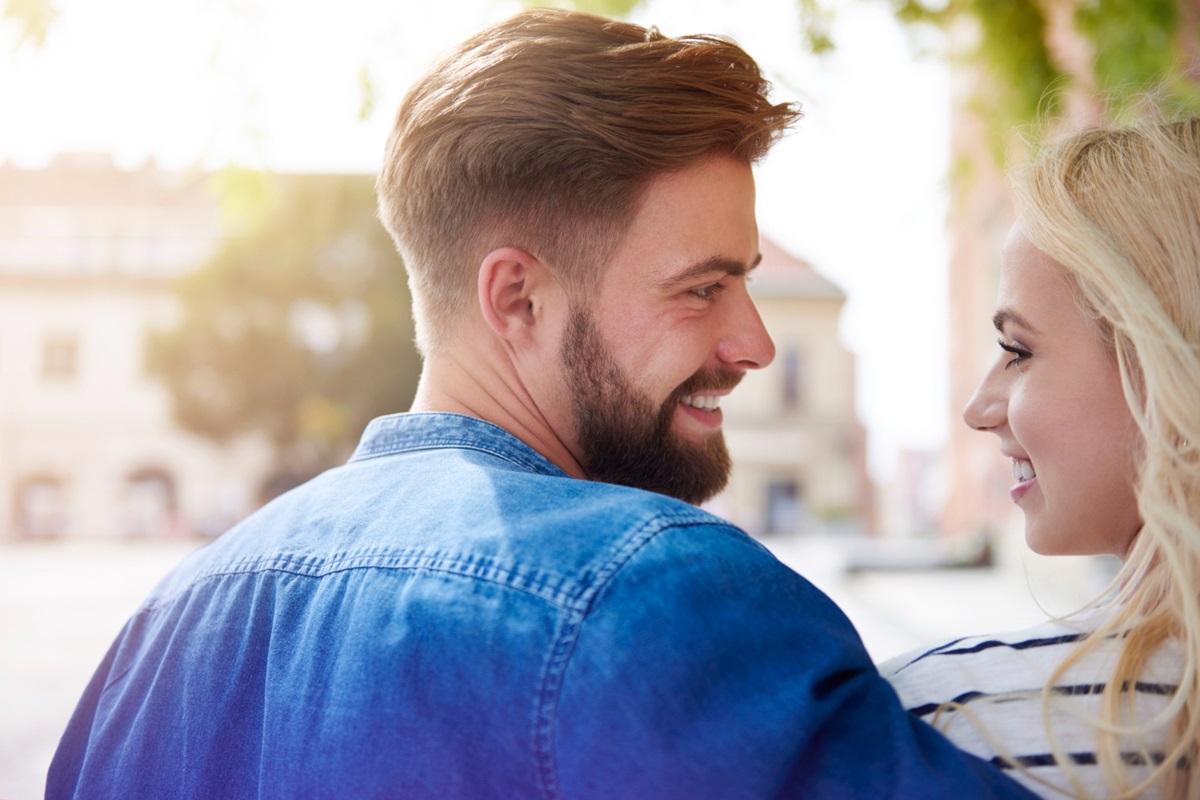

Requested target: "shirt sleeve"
[{"left": 551, "top": 522, "right": 1038, "bottom": 800}]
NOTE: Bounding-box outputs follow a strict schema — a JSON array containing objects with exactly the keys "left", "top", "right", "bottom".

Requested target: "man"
[{"left": 48, "top": 9, "right": 1035, "bottom": 799}]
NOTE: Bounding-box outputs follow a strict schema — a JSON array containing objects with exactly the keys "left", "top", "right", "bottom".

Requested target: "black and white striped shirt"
[{"left": 880, "top": 616, "right": 1182, "bottom": 798}]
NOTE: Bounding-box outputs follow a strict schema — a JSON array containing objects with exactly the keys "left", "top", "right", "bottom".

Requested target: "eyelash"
[
  {"left": 689, "top": 282, "right": 727, "bottom": 301},
  {"left": 997, "top": 338, "right": 1031, "bottom": 369}
]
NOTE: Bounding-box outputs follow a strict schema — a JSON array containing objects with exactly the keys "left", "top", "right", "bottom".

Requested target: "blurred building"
[
  {"left": 877, "top": 447, "right": 942, "bottom": 539},
  {"left": 939, "top": 85, "right": 1017, "bottom": 542},
  {"left": 0, "top": 156, "right": 871, "bottom": 540},
  {"left": 0, "top": 154, "right": 271, "bottom": 539},
  {"left": 717, "top": 237, "right": 873, "bottom": 537}
]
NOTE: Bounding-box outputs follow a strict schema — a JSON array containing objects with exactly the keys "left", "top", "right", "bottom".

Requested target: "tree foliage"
[
  {"left": 1075, "top": 0, "right": 1197, "bottom": 114},
  {"left": 888, "top": 0, "right": 1200, "bottom": 147},
  {"left": 568, "top": 0, "right": 1200, "bottom": 153},
  {"left": 530, "top": 0, "right": 643, "bottom": 19},
  {"left": 2, "top": 0, "right": 56, "bottom": 49},
  {"left": 13, "top": 0, "right": 1200, "bottom": 133},
  {"left": 148, "top": 173, "right": 421, "bottom": 479}
]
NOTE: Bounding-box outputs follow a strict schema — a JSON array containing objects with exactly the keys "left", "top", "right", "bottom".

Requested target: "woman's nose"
[{"left": 963, "top": 362, "right": 1006, "bottom": 432}]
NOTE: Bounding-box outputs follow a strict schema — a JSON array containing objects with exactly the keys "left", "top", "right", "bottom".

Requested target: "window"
[
  {"left": 41, "top": 333, "right": 79, "bottom": 381},
  {"left": 122, "top": 467, "right": 178, "bottom": 537},
  {"left": 764, "top": 477, "right": 805, "bottom": 535},
  {"left": 14, "top": 476, "right": 69, "bottom": 538},
  {"left": 781, "top": 346, "right": 805, "bottom": 411}
]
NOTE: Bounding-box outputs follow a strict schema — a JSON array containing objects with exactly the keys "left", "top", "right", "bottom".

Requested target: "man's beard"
[{"left": 559, "top": 306, "right": 739, "bottom": 505}]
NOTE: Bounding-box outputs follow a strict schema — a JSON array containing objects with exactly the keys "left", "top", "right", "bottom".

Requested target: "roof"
[
  {"left": 752, "top": 236, "right": 845, "bottom": 301},
  {"left": 0, "top": 153, "right": 214, "bottom": 208}
]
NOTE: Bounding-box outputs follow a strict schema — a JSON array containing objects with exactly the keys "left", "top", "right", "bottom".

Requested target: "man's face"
[{"left": 558, "top": 156, "right": 774, "bottom": 504}]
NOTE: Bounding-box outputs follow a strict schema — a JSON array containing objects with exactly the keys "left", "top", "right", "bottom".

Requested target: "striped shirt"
[{"left": 880, "top": 616, "right": 1183, "bottom": 798}]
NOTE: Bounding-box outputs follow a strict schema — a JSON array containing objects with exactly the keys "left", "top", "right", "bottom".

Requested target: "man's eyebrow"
[
  {"left": 993, "top": 309, "right": 1040, "bottom": 335},
  {"left": 655, "top": 253, "right": 763, "bottom": 290}
]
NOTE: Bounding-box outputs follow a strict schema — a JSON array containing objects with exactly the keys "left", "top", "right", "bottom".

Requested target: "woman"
[{"left": 882, "top": 118, "right": 1200, "bottom": 799}]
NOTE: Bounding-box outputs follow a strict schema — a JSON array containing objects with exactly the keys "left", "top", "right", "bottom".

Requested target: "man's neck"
[{"left": 410, "top": 351, "right": 587, "bottom": 480}]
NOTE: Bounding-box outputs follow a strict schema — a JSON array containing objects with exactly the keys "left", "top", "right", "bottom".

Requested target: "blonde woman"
[{"left": 882, "top": 118, "right": 1200, "bottom": 799}]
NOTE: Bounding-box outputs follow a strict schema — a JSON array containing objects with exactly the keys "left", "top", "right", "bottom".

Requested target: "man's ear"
[{"left": 477, "top": 246, "right": 558, "bottom": 344}]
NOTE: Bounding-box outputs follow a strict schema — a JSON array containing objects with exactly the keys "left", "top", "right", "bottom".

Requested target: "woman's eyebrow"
[{"left": 993, "top": 308, "right": 1041, "bottom": 335}]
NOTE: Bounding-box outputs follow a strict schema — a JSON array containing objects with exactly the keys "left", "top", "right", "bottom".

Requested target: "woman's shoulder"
[
  {"left": 878, "top": 615, "right": 1099, "bottom": 681},
  {"left": 877, "top": 610, "right": 1184, "bottom": 798}
]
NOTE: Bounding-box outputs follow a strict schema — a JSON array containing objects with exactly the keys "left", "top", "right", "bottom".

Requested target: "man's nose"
[{"left": 717, "top": 285, "right": 775, "bottom": 370}]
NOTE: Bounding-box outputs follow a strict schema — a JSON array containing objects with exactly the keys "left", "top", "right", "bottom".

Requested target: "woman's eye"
[{"left": 997, "top": 338, "right": 1031, "bottom": 369}]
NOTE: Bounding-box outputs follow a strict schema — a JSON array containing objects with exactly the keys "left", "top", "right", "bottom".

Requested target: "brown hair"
[{"left": 376, "top": 7, "right": 801, "bottom": 353}]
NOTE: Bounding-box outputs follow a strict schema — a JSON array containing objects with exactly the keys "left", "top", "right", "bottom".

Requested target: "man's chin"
[
  {"left": 669, "top": 427, "right": 726, "bottom": 460},
  {"left": 582, "top": 430, "right": 731, "bottom": 506},
  {"left": 661, "top": 433, "right": 731, "bottom": 505}
]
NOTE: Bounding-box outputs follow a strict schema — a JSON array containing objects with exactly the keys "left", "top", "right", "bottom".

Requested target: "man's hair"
[{"left": 376, "top": 8, "right": 801, "bottom": 353}]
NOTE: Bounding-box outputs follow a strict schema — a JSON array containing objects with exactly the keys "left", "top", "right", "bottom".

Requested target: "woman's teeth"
[{"left": 1011, "top": 459, "right": 1036, "bottom": 482}]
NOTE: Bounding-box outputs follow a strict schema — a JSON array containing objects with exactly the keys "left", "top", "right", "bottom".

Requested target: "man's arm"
[{"left": 550, "top": 521, "right": 1037, "bottom": 799}]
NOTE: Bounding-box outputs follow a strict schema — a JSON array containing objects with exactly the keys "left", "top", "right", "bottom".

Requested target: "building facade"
[
  {"left": 0, "top": 154, "right": 270, "bottom": 539},
  {"left": 717, "top": 237, "right": 873, "bottom": 538},
  {"left": 0, "top": 156, "right": 871, "bottom": 540}
]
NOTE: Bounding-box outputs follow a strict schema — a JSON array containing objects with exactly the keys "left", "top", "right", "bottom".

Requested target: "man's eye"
[
  {"left": 997, "top": 338, "right": 1031, "bottom": 369},
  {"left": 689, "top": 283, "right": 726, "bottom": 301}
]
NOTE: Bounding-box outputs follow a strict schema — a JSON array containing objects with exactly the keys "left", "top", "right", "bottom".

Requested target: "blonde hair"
[
  {"left": 1013, "top": 118, "right": 1200, "bottom": 797},
  {"left": 376, "top": 8, "right": 800, "bottom": 354}
]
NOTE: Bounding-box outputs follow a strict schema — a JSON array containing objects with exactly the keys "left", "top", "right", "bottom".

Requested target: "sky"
[{"left": 0, "top": 0, "right": 953, "bottom": 479}]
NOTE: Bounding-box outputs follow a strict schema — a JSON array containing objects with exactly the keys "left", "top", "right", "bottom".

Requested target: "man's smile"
[{"left": 680, "top": 393, "right": 723, "bottom": 411}]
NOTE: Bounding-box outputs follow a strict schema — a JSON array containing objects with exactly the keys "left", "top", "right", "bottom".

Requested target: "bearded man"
[{"left": 48, "top": 9, "right": 1036, "bottom": 799}]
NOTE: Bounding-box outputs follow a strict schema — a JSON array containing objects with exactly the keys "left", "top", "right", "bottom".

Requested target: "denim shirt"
[{"left": 48, "top": 413, "right": 1034, "bottom": 799}]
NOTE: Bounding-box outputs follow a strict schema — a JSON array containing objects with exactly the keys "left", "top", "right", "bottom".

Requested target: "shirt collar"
[{"left": 349, "top": 412, "right": 568, "bottom": 478}]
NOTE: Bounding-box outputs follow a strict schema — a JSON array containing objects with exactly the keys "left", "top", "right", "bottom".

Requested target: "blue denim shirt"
[{"left": 48, "top": 413, "right": 1034, "bottom": 799}]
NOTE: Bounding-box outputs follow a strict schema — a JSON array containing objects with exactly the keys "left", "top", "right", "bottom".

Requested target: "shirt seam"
[
  {"left": 348, "top": 413, "right": 564, "bottom": 476},
  {"left": 142, "top": 551, "right": 593, "bottom": 614},
  {"left": 349, "top": 438, "right": 556, "bottom": 475},
  {"left": 532, "top": 514, "right": 739, "bottom": 799},
  {"left": 144, "top": 509, "right": 733, "bottom": 618}
]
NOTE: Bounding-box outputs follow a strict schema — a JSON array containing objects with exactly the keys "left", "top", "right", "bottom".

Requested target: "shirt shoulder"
[
  {"left": 140, "top": 427, "right": 751, "bottom": 617},
  {"left": 879, "top": 616, "right": 1096, "bottom": 681},
  {"left": 881, "top": 614, "right": 1182, "bottom": 798}
]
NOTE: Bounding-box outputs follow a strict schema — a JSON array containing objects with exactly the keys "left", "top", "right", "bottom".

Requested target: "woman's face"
[{"left": 963, "top": 223, "right": 1142, "bottom": 557}]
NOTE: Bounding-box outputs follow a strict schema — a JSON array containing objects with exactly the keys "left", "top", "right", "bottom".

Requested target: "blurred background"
[{"left": 2, "top": 0, "right": 1199, "bottom": 796}]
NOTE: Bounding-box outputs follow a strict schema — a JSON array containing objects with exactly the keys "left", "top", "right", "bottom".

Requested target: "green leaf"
[{"left": 533, "top": 0, "right": 644, "bottom": 17}]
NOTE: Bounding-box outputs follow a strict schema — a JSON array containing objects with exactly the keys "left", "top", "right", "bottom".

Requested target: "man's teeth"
[
  {"left": 1011, "top": 459, "right": 1036, "bottom": 482},
  {"left": 682, "top": 394, "right": 721, "bottom": 411}
]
